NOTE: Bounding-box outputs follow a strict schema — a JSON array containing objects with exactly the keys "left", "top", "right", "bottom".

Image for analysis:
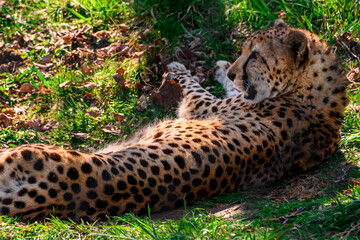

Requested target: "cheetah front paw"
[
  {"left": 214, "top": 60, "right": 231, "bottom": 84},
  {"left": 167, "top": 62, "right": 189, "bottom": 75},
  {"left": 214, "top": 60, "right": 240, "bottom": 98}
]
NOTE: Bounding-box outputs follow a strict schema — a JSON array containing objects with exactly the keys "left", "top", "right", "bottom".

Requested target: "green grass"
[{"left": 1, "top": 0, "right": 359, "bottom": 239}]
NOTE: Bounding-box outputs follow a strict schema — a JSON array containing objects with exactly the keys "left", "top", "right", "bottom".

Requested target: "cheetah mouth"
[{"left": 243, "top": 81, "right": 257, "bottom": 100}]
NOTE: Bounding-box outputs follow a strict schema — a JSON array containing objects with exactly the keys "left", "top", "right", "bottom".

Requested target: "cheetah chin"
[{"left": 0, "top": 19, "right": 349, "bottom": 221}]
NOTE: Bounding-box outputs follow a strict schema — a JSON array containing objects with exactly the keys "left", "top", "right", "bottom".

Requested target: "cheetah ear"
[
  {"left": 274, "top": 19, "right": 289, "bottom": 28},
  {"left": 283, "top": 31, "right": 308, "bottom": 67}
]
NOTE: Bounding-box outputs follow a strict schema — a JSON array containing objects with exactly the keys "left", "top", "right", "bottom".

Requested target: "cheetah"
[{"left": 0, "top": 20, "right": 349, "bottom": 221}]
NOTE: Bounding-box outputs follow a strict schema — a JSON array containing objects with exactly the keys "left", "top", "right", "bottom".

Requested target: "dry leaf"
[
  {"left": 150, "top": 72, "right": 182, "bottom": 109},
  {"left": 25, "top": 119, "right": 41, "bottom": 130},
  {"left": 40, "top": 53, "right": 52, "bottom": 64},
  {"left": 83, "top": 82, "right": 98, "bottom": 90},
  {"left": 102, "top": 125, "right": 121, "bottom": 135},
  {"left": 113, "top": 112, "right": 125, "bottom": 122},
  {"left": 0, "top": 113, "right": 12, "bottom": 127},
  {"left": 59, "top": 81, "right": 74, "bottom": 88},
  {"left": 136, "top": 95, "right": 148, "bottom": 112},
  {"left": 19, "top": 83, "right": 36, "bottom": 93},
  {"left": 85, "top": 107, "right": 102, "bottom": 117},
  {"left": 73, "top": 132, "right": 90, "bottom": 140},
  {"left": 81, "top": 63, "right": 94, "bottom": 76}
]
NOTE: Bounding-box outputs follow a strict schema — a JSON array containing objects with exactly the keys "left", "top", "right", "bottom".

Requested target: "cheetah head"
[{"left": 227, "top": 20, "right": 310, "bottom": 102}]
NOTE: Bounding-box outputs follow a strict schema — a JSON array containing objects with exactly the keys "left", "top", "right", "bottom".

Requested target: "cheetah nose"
[{"left": 227, "top": 71, "right": 236, "bottom": 81}]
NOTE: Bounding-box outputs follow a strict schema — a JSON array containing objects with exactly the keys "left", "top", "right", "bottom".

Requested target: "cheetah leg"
[
  {"left": 167, "top": 62, "right": 221, "bottom": 119},
  {"left": 214, "top": 61, "right": 241, "bottom": 98}
]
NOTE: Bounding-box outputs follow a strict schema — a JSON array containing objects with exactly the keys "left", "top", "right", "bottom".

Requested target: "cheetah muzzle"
[{"left": 0, "top": 20, "right": 349, "bottom": 221}]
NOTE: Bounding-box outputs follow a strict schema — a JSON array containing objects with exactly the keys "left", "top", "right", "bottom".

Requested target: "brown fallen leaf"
[
  {"left": 136, "top": 95, "right": 148, "bottom": 112},
  {"left": 19, "top": 83, "right": 36, "bottom": 93},
  {"left": 0, "top": 113, "right": 12, "bottom": 127},
  {"left": 150, "top": 72, "right": 182, "bottom": 109},
  {"left": 102, "top": 125, "right": 121, "bottom": 135},
  {"left": 72, "top": 132, "right": 91, "bottom": 140},
  {"left": 347, "top": 67, "right": 360, "bottom": 83},
  {"left": 113, "top": 112, "right": 125, "bottom": 122},
  {"left": 113, "top": 72, "right": 125, "bottom": 84},
  {"left": 81, "top": 63, "right": 94, "bottom": 76},
  {"left": 40, "top": 53, "right": 52, "bottom": 64},
  {"left": 59, "top": 81, "right": 74, "bottom": 88},
  {"left": 83, "top": 82, "right": 99, "bottom": 90},
  {"left": 85, "top": 107, "right": 102, "bottom": 117},
  {"left": 25, "top": 119, "right": 42, "bottom": 130}
]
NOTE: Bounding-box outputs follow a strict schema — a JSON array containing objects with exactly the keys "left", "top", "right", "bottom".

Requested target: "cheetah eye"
[{"left": 254, "top": 52, "right": 260, "bottom": 58}]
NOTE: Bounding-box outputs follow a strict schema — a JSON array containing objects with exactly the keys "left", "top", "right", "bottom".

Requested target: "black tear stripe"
[{"left": 242, "top": 51, "right": 259, "bottom": 100}]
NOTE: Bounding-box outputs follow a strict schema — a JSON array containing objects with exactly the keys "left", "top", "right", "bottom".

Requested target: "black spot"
[
  {"left": 151, "top": 166, "right": 160, "bottom": 175},
  {"left": 210, "top": 179, "right": 218, "bottom": 190},
  {"left": 192, "top": 178, "right": 202, "bottom": 186},
  {"left": 14, "top": 201, "right": 25, "bottom": 209},
  {"left": 124, "top": 162, "right": 133, "bottom": 171},
  {"left": 134, "top": 194, "right": 144, "bottom": 203},
  {"left": 63, "top": 192, "right": 73, "bottom": 201},
  {"left": 28, "top": 176, "right": 36, "bottom": 184},
  {"left": 117, "top": 180, "right": 127, "bottom": 190},
  {"left": 272, "top": 121, "right": 282, "bottom": 128},
  {"left": 182, "top": 172, "right": 190, "bottom": 181},
  {"left": 197, "top": 189, "right": 208, "bottom": 198},
  {"left": 215, "top": 166, "right": 223, "bottom": 177},
  {"left": 2, "top": 198, "right": 12, "bottom": 205},
  {"left": 149, "top": 153, "right": 159, "bottom": 159},
  {"left": 86, "top": 190, "right": 97, "bottom": 199},
  {"left": 35, "top": 195, "right": 46, "bottom": 204},
  {"left": 21, "top": 150, "right": 32, "bottom": 161},
  {"left": 164, "top": 174, "right": 173, "bottom": 183},
  {"left": 174, "top": 156, "right": 185, "bottom": 169},
  {"left": 161, "top": 160, "right": 171, "bottom": 170},
  {"left": 142, "top": 188, "right": 151, "bottom": 196},
  {"left": 71, "top": 183, "right": 81, "bottom": 194},
  {"left": 39, "top": 182, "right": 48, "bottom": 189},
  {"left": 18, "top": 188, "right": 28, "bottom": 196},
  {"left": 182, "top": 144, "right": 191, "bottom": 149},
  {"left": 67, "top": 201, "right": 76, "bottom": 210},
  {"left": 33, "top": 160, "right": 43, "bottom": 171},
  {"left": 287, "top": 118, "right": 293, "bottom": 128},
  {"left": 201, "top": 146, "right": 210, "bottom": 152},
  {"left": 137, "top": 169, "right": 147, "bottom": 179},
  {"left": 127, "top": 175, "right": 137, "bottom": 185},
  {"left": 47, "top": 172, "right": 58, "bottom": 182},
  {"left": 103, "top": 184, "right": 114, "bottom": 195},
  {"left": 208, "top": 154, "right": 216, "bottom": 163},
  {"left": 67, "top": 168, "right": 79, "bottom": 180},
  {"left": 181, "top": 185, "right": 191, "bottom": 193},
  {"left": 48, "top": 189, "right": 57, "bottom": 198},
  {"left": 223, "top": 154, "right": 230, "bottom": 164},
  {"left": 102, "top": 170, "right": 111, "bottom": 181},
  {"left": 59, "top": 182, "right": 68, "bottom": 190},
  {"left": 1, "top": 207, "right": 9, "bottom": 215},
  {"left": 92, "top": 157, "right": 102, "bottom": 166},
  {"left": 124, "top": 203, "right": 137, "bottom": 213},
  {"left": 162, "top": 148, "right": 173, "bottom": 155},
  {"left": 191, "top": 152, "right": 202, "bottom": 167},
  {"left": 96, "top": 200, "right": 108, "bottom": 208},
  {"left": 57, "top": 166, "right": 64, "bottom": 174},
  {"left": 108, "top": 206, "right": 119, "bottom": 215},
  {"left": 50, "top": 153, "right": 61, "bottom": 162},
  {"left": 81, "top": 163, "right": 92, "bottom": 174},
  {"left": 281, "top": 130, "right": 288, "bottom": 140},
  {"left": 148, "top": 177, "right": 156, "bottom": 187},
  {"left": 202, "top": 165, "right": 210, "bottom": 178},
  {"left": 28, "top": 190, "right": 37, "bottom": 197}
]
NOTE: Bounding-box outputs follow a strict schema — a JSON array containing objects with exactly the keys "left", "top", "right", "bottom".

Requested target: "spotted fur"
[{"left": 0, "top": 21, "right": 349, "bottom": 221}]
